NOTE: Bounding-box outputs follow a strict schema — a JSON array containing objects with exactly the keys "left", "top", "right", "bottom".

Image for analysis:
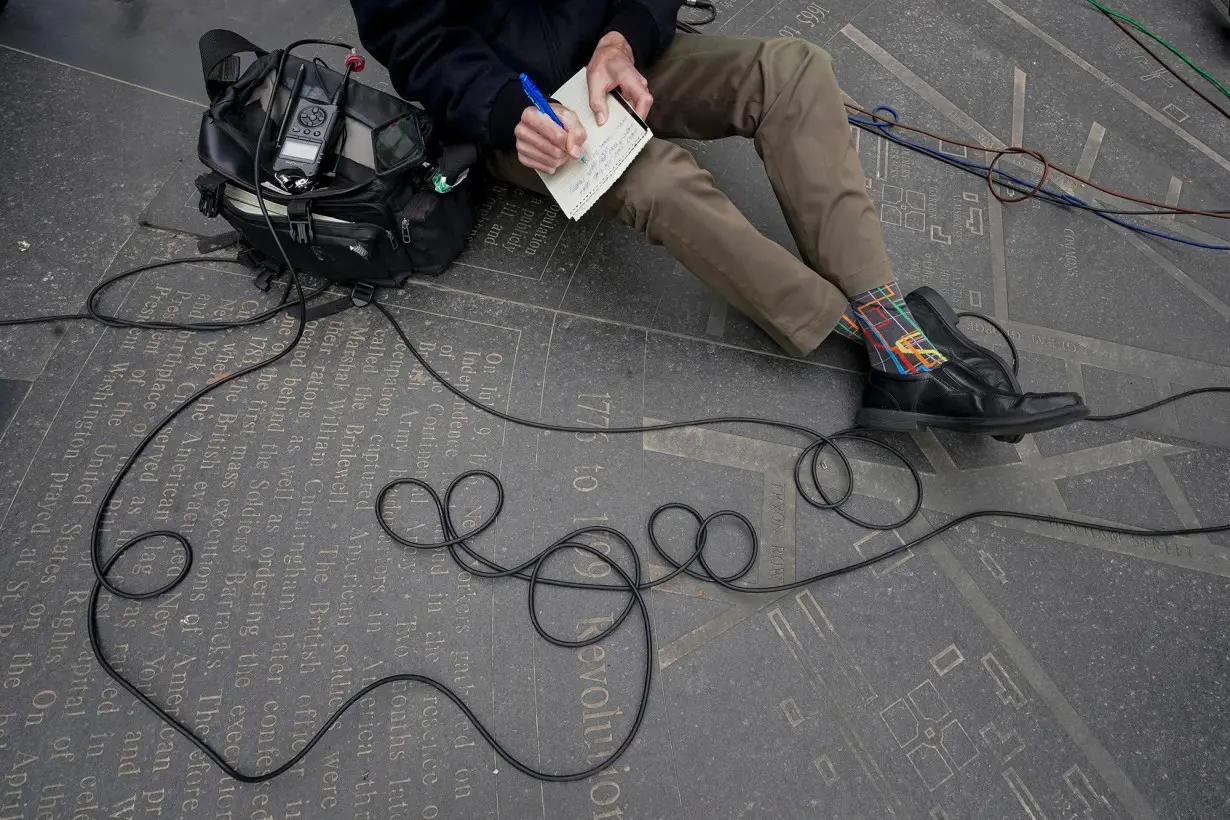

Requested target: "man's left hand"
[{"left": 586, "top": 32, "right": 653, "bottom": 126}]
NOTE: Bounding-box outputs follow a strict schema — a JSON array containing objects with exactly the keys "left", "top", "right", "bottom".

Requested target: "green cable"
[{"left": 1085, "top": 0, "right": 1230, "bottom": 100}]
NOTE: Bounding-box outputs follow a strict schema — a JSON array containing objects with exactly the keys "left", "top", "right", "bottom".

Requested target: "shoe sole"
[
  {"left": 909, "top": 287, "right": 1025, "bottom": 444},
  {"left": 856, "top": 403, "right": 1091, "bottom": 436}
]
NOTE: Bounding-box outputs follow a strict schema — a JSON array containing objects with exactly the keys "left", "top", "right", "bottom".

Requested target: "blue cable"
[{"left": 848, "top": 106, "right": 1230, "bottom": 251}]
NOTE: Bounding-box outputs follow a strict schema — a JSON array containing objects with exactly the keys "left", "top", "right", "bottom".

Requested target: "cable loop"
[{"left": 0, "top": 41, "right": 1219, "bottom": 788}]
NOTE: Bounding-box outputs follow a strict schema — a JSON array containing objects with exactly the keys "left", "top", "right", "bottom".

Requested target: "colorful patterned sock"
[
  {"left": 833, "top": 305, "right": 864, "bottom": 342},
  {"left": 849, "top": 282, "right": 948, "bottom": 374}
]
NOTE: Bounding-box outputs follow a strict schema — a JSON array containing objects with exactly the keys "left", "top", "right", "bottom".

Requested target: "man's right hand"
[{"left": 514, "top": 103, "right": 587, "bottom": 174}]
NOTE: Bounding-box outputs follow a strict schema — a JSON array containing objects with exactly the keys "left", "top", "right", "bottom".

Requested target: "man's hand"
[
  {"left": 514, "top": 103, "right": 587, "bottom": 174},
  {"left": 587, "top": 32, "right": 653, "bottom": 126}
]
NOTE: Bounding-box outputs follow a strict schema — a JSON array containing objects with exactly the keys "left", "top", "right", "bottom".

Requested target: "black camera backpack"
[{"left": 193, "top": 30, "right": 480, "bottom": 299}]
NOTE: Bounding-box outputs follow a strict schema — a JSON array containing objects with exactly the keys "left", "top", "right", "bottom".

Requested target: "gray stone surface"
[
  {"left": 0, "top": 0, "right": 359, "bottom": 104},
  {"left": 1, "top": 1, "right": 1229, "bottom": 819},
  {"left": 0, "top": 377, "right": 29, "bottom": 438},
  {"left": 138, "top": 157, "right": 219, "bottom": 239},
  {"left": 0, "top": 48, "right": 199, "bottom": 381}
]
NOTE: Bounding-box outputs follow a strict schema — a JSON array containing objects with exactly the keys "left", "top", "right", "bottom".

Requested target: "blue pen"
[{"left": 519, "top": 72, "right": 586, "bottom": 164}]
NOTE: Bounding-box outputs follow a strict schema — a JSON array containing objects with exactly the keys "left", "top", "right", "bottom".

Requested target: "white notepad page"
[{"left": 535, "top": 67, "right": 653, "bottom": 220}]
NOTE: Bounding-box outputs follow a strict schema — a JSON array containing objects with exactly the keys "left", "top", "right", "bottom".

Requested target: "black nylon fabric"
[
  {"left": 347, "top": 0, "right": 685, "bottom": 149},
  {"left": 194, "top": 31, "right": 480, "bottom": 289}
]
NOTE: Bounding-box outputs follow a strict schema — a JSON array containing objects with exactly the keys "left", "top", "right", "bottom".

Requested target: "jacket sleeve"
[
  {"left": 602, "top": 0, "right": 685, "bottom": 68},
  {"left": 348, "top": 0, "right": 530, "bottom": 150}
]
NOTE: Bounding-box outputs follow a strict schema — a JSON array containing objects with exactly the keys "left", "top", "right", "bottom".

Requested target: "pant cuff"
[
  {"left": 837, "top": 258, "right": 896, "bottom": 299},
  {"left": 780, "top": 294, "right": 850, "bottom": 358}
]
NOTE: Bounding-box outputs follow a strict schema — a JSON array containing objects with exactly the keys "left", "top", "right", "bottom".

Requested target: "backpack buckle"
[
  {"left": 253, "top": 261, "right": 283, "bottom": 293},
  {"left": 350, "top": 281, "right": 377, "bottom": 307},
  {"left": 195, "top": 172, "right": 226, "bottom": 218},
  {"left": 287, "top": 199, "right": 314, "bottom": 244}
]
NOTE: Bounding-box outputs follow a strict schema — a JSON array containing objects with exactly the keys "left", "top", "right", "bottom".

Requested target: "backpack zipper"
[{"left": 401, "top": 192, "right": 435, "bottom": 245}]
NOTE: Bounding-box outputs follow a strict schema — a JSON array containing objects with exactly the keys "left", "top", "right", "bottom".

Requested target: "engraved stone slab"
[
  {"left": 942, "top": 520, "right": 1230, "bottom": 818},
  {"left": 0, "top": 262, "right": 535, "bottom": 819},
  {"left": 4, "top": 0, "right": 1230, "bottom": 818},
  {"left": 0, "top": 50, "right": 199, "bottom": 382}
]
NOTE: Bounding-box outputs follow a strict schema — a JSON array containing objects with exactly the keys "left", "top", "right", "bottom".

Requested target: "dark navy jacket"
[{"left": 349, "top": 0, "right": 683, "bottom": 150}]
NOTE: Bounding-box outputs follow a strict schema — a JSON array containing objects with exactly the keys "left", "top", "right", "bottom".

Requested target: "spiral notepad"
[{"left": 536, "top": 67, "right": 653, "bottom": 220}]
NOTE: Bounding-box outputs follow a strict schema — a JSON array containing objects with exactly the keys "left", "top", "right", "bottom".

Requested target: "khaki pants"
[{"left": 487, "top": 35, "right": 893, "bottom": 357}]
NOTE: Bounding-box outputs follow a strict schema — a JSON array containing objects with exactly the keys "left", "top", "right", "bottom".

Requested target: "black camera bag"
[{"left": 193, "top": 29, "right": 479, "bottom": 292}]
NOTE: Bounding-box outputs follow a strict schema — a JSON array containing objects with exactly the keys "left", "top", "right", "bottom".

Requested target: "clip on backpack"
[{"left": 193, "top": 30, "right": 480, "bottom": 317}]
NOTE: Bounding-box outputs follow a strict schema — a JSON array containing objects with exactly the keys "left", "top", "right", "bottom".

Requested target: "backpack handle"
[{"left": 199, "top": 29, "right": 267, "bottom": 103}]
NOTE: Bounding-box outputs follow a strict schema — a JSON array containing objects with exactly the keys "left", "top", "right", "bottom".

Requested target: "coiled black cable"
[
  {"left": 0, "top": 36, "right": 1226, "bottom": 788},
  {"left": 72, "top": 258, "right": 1230, "bottom": 784}
]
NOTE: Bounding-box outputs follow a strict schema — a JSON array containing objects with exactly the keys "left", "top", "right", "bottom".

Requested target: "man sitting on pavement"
[{"left": 349, "top": 0, "right": 1090, "bottom": 438}]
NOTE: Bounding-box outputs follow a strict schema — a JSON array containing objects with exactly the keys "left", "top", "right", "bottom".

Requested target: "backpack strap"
[
  {"left": 300, "top": 283, "right": 376, "bottom": 322},
  {"left": 199, "top": 29, "right": 268, "bottom": 102}
]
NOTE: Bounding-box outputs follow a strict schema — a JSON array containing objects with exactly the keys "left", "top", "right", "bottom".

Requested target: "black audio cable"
[{"left": 0, "top": 37, "right": 1225, "bottom": 788}]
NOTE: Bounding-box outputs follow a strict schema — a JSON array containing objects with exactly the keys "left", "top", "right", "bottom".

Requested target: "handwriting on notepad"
[
  {"left": 564, "top": 114, "right": 647, "bottom": 199},
  {"left": 536, "top": 67, "right": 652, "bottom": 219}
]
